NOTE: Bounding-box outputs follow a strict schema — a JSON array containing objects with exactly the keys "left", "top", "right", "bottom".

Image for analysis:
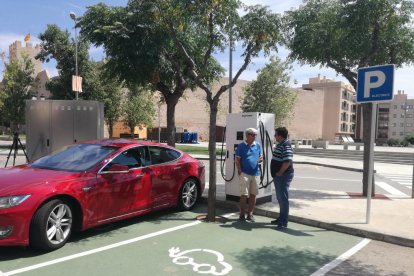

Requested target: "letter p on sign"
[{"left": 357, "top": 64, "right": 394, "bottom": 103}]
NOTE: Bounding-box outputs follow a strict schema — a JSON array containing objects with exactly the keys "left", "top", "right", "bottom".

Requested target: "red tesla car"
[{"left": 0, "top": 139, "right": 205, "bottom": 251}]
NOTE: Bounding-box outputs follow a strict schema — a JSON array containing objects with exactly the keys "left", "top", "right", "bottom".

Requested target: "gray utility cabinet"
[{"left": 25, "top": 100, "right": 104, "bottom": 161}]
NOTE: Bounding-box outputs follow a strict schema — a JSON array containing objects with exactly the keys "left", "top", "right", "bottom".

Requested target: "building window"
[
  {"left": 393, "top": 105, "right": 397, "bottom": 109},
  {"left": 401, "top": 114, "right": 405, "bottom": 118},
  {"left": 400, "top": 132, "right": 404, "bottom": 136},
  {"left": 407, "top": 123, "right": 413, "bottom": 127},
  {"left": 393, "top": 123, "right": 396, "bottom": 127},
  {"left": 401, "top": 105, "right": 405, "bottom": 109},
  {"left": 407, "top": 114, "right": 412, "bottom": 118},
  {"left": 401, "top": 123, "right": 404, "bottom": 127},
  {"left": 392, "top": 132, "right": 396, "bottom": 136},
  {"left": 408, "top": 105, "right": 413, "bottom": 109},
  {"left": 393, "top": 114, "right": 397, "bottom": 118}
]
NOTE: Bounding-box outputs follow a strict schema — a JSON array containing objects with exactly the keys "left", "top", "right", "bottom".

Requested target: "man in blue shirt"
[
  {"left": 270, "top": 127, "right": 294, "bottom": 229},
  {"left": 235, "top": 128, "right": 263, "bottom": 222}
]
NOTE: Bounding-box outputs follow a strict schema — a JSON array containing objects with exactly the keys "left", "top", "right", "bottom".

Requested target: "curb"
[
  {"left": 294, "top": 161, "right": 378, "bottom": 173},
  {"left": 206, "top": 198, "right": 414, "bottom": 248}
]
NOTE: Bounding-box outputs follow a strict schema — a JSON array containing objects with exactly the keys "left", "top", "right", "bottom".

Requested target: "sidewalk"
[{"left": 200, "top": 153, "right": 414, "bottom": 248}]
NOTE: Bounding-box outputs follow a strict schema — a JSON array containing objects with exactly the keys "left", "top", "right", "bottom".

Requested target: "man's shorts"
[{"left": 239, "top": 173, "right": 259, "bottom": 196}]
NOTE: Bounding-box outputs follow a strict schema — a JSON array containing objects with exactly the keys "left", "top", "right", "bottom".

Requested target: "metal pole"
[
  {"left": 158, "top": 103, "right": 161, "bottom": 143},
  {"left": 366, "top": 102, "right": 377, "bottom": 223},
  {"left": 228, "top": 37, "right": 233, "bottom": 114},
  {"left": 74, "top": 25, "right": 78, "bottom": 101},
  {"left": 70, "top": 12, "right": 79, "bottom": 101},
  {"left": 412, "top": 153, "right": 414, "bottom": 198}
]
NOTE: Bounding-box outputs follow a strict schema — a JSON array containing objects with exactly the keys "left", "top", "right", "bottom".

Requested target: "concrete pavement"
[{"left": 199, "top": 152, "right": 414, "bottom": 248}]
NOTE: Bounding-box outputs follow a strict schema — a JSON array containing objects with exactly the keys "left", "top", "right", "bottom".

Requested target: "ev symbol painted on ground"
[{"left": 168, "top": 247, "right": 232, "bottom": 275}]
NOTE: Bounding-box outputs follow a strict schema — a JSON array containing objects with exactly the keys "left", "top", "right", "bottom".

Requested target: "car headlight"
[{"left": 0, "top": 195, "right": 31, "bottom": 209}]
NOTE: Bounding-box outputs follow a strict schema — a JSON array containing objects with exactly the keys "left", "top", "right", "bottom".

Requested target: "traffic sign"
[{"left": 357, "top": 64, "right": 394, "bottom": 103}]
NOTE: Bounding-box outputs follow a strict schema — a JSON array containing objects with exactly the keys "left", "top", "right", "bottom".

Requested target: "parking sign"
[{"left": 357, "top": 64, "right": 394, "bottom": 103}]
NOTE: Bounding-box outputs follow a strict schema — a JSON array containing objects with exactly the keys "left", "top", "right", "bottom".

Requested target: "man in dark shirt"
[{"left": 270, "top": 127, "right": 294, "bottom": 229}]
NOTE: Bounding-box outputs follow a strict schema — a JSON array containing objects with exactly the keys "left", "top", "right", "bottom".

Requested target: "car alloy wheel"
[
  {"left": 179, "top": 179, "right": 198, "bottom": 210},
  {"left": 30, "top": 199, "right": 73, "bottom": 251},
  {"left": 46, "top": 203, "right": 73, "bottom": 245}
]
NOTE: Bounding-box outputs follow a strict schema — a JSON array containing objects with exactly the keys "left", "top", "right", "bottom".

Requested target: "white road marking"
[
  {"left": 4, "top": 220, "right": 202, "bottom": 276},
  {"left": 310, "top": 238, "right": 371, "bottom": 276},
  {"left": 295, "top": 176, "right": 360, "bottom": 182},
  {"left": 375, "top": 181, "right": 407, "bottom": 196}
]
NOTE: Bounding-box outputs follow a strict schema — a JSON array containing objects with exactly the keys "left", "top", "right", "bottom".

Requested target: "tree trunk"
[
  {"left": 108, "top": 122, "right": 113, "bottom": 138},
  {"left": 362, "top": 103, "right": 375, "bottom": 196},
  {"left": 207, "top": 101, "right": 218, "bottom": 222},
  {"left": 166, "top": 99, "right": 177, "bottom": 147}
]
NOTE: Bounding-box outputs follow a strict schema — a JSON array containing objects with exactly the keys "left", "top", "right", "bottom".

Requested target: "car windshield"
[{"left": 29, "top": 144, "right": 119, "bottom": 172}]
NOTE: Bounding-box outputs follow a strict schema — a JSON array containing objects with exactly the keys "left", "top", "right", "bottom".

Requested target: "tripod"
[{"left": 4, "top": 132, "right": 29, "bottom": 168}]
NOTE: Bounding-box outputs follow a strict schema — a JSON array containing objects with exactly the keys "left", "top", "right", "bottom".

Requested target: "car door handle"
[
  {"left": 136, "top": 174, "right": 144, "bottom": 178},
  {"left": 174, "top": 166, "right": 181, "bottom": 170},
  {"left": 82, "top": 186, "right": 94, "bottom": 192}
]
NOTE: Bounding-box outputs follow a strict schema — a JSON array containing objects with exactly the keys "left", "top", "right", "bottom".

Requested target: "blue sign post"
[{"left": 357, "top": 64, "right": 394, "bottom": 223}]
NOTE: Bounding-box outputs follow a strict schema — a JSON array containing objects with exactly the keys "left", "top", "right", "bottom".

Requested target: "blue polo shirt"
[{"left": 235, "top": 141, "right": 262, "bottom": 176}]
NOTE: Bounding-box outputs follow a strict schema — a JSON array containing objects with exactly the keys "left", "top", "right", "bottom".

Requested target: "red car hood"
[{"left": 0, "top": 165, "right": 82, "bottom": 195}]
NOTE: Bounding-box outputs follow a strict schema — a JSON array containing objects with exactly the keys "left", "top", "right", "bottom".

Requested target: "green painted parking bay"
[{"left": 0, "top": 205, "right": 363, "bottom": 275}]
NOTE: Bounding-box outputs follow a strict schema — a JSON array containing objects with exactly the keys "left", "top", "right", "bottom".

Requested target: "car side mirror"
[{"left": 107, "top": 163, "right": 129, "bottom": 173}]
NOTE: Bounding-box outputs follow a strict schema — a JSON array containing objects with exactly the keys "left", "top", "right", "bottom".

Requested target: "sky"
[{"left": 0, "top": 0, "right": 413, "bottom": 97}]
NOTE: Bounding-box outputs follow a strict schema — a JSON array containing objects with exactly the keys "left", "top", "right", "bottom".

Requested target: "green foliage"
[
  {"left": 404, "top": 133, "right": 414, "bottom": 145},
  {"left": 79, "top": 1, "right": 204, "bottom": 146},
  {"left": 284, "top": 0, "right": 414, "bottom": 88},
  {"left": 122, "top": 85, "right": 156, "bottom": 134},
  {"left": 86, "top": 61, "right": 125, "bottom": 137},
  {"left": 0, "top": 56, "right": 36, "bottom": 131},
  {"left": 36, "top": 24, "right": 96, "bottom": 99},
  {"left": 241, "top": 57, "right": 297, "bottom": 126}
]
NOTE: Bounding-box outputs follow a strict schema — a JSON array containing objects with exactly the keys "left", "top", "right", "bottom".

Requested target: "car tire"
[
  {"left": 30, "top": 199, "right": 73, "bottom": 251},
  {"left": 178, "top": 178, "right": 199, "bottom": 211}
]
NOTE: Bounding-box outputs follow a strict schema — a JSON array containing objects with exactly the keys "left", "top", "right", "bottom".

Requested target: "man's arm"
[
  {"left": 235, "top": 156, "right": 242, "bottom": 175},
  {"left": 276, "top": 161, "right": 291, "bottom": 176}
]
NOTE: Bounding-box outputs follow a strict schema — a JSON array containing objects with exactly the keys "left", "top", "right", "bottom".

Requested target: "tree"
[
  {"left": 36, "top": 24, "right": 96, "bottom": 100},
  {"left": 86, "top": 61, "right": 125, "bottom": 138},
  {"left": 123, "top": 85, "right": 156, "bottom": 135},
  {"left": 404, "top": 133, "right": 414, "bottom": 145},
  {"left": 0, "top": 55, "right": 36, "bottom": 132},
  {"left": 283, "top": 0, "right": 414, "bottom": 196},
  {"left": 163, "top": 1, "right": 282, "bottom": 221},
  {"left": 79, "top": 2, "right": 199, "bottom": 147},
  {"left": 241, "top": 57, "right": 296, "bottom": 126}
]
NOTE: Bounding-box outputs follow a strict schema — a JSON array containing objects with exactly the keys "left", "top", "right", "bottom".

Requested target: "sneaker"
[
  {"left": 238, "top": 215, "right": 246, "bottom": 222},
  {"left": 276, "top": 224, "right": 287, "bottom": 230},
  {"left": 246, "top": 215, "right": 255, "bottom": 222},
  {"left": 270, "top": 218, "right": 280, "bottom": 224}
]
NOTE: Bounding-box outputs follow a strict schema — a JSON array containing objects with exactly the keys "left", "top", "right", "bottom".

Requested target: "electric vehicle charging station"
[{"left": 224, "top": 112, "right": 275, "bottom": 204}]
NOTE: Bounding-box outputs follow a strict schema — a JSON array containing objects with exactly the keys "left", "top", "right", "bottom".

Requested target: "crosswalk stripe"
[{"left": 375, "top": 181, "right": 407, "bottom": 196}]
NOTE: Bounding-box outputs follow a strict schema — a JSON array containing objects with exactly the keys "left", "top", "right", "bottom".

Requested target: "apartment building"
[
  {"left": 288, "top": 75, "right": 357, "bottom": 143},
  {"left": 376, "top": 90, "right": 414, "bottom": 144}
]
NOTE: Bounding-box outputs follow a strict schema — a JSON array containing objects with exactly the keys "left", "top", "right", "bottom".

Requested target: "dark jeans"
[{"left": 274, "top": 172, "right": 294, "bottom": 226}]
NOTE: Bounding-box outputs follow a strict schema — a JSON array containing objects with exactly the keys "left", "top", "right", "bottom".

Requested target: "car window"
[
  {"left": 149, "top": 146, "right": 181, "bottom": 165},
  {"left": 103, "top": 147, "right": 147, "bottom": 171},
  {"left": 29, "top": 144, "right": 118, "bottom": 172}
]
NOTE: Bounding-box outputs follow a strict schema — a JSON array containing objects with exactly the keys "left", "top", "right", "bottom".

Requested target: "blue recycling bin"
[
  {"left": 182, "top": 132, "right": 191, "bottom": 143},
  {"left": 191, "top": 132, "right": 198, "bottom": 143}
]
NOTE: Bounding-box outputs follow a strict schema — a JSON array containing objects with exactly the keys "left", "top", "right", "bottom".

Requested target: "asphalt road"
[{"left": 205, "top": 161, "right": 412, "bottom": 198}]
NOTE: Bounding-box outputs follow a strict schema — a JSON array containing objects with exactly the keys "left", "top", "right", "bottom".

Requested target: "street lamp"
[{"left": 69, "top": 12, "right": 79, "bottom": 100}]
